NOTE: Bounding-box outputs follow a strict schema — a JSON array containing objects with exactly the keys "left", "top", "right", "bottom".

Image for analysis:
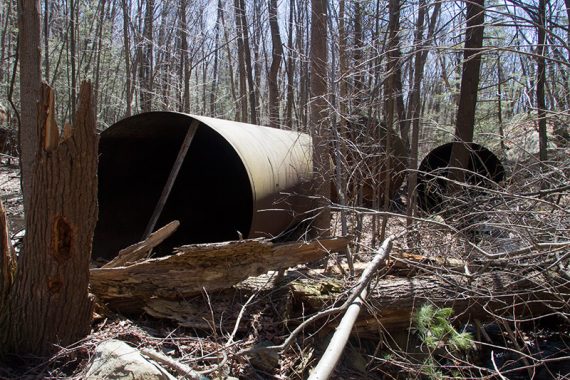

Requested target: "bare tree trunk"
[
  {"left": 43, "top": 0, "right": 49, "bottom": 80},
  {"left": 122, "top": 0, "right": 132, "bottom": 117},
  {"left": 310, "top": 0, "right": 330, "bottom": 236},
  {"left": 537, "top": 0, "right": 548, "bottom": 161},
  {"left": 219, "top": 1, "right": 238, "bottom": 120},
  {"left": 267, "top": 0, "right": 283, "bottom": 128},
  {"left": 94, "top": 0, "right": 106, "bottom": 112},
  {"left": 497, "top": 55, "right": 506, "bottom": 153},
  {"left": 69, "top": 0, "right": 77, "bottom": 115},
  {"left": 448, "top": 0, "right": 485, "bottom": 181},
  {"left": 17, "top": 0, "right": 41, "bottom": 209},
  {"left": 285, "top": 0, "right": 295, "bottom": 129},
  {"left": 234, "top": 0, "right": 248, "bottom": 122},
  {"left": 338, "top": 0, "right": 347, "bottom": 117},
  {"left": 237, "top": 0, "right": 257, "bottom": 124},
  {"left": 210, "top": 4, "right": 221, "bottom": 116},
  {"left": 353, "top": 1, "right": 363, "bottom": 108},
  {"left": 1, "top": 82, "right": 98, "bottom": 357},
  {"left": 140, "top": 0, "right": 154, "bottom": 112},
  {"left": 406, "top": 0, "right": 428, "bottom": 227},
  {"left": 179, "top": 0, "right": 190, "bottom": 113}
]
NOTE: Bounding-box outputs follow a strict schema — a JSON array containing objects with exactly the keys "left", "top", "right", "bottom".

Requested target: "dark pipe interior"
[
  {"left": 93, "top": 112, "right": 253, "bottom": 260},
  {"left": 416, "top": 142, "right": 505, "bottom": 214}
]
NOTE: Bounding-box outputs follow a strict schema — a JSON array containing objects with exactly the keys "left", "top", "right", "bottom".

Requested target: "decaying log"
[
  {"left": 291, "top": 269, "right": 570, "bottom": 333},
  {"left": 90, "top": 237, "right": 348, "bottom": 312}
]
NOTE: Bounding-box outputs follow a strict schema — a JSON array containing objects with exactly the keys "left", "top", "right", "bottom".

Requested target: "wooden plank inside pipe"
[{"left": 143, "top": 120, "right": 200, "bottom": 238}]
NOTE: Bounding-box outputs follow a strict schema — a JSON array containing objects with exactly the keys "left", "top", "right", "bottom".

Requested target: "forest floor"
[{"left": 1, "top": 152, "right": 569, "bottom": 379}]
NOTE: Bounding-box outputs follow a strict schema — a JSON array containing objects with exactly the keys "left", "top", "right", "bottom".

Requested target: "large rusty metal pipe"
[
  {"left": 416, "top": 142, "right": 505, "bottom": 214},
  {"left": 93, "top": 112, "right": 314, "bottom": 260}
]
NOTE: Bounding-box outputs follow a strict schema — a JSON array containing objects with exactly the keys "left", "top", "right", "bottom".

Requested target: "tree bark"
[
  {"left": 537, "top": 0, "right": 548, "bottom": 161},
  {"left": 448, "top": 0, "right": 485, "bottom": 182},
  {"left": 267, "top": 0, "right": 283, "bottom": 129},
  {"left": 179, "top": 0, "right": 190, "bottom": 113},
  {"left": 140, "top": 0, "right": 154, "bottom": 113},
  {"left": 285, "top": 0, "right": 295, "bottom": 129},
  {"left": 1, "top": 82, "right": 98, "bottom": 356},
  {"left": 310, "top": 0, "right": 330, "bottom": 236},
  {"left": 69, "top": 0, "right": 77, "bottom": 116},
  {"left": 234, "top": 0, "right": 248, "bottom": 122},
  {"left": 17, "top": 0, "right": 42, "bottom": 210},
  {"left": 121, "top": 0, "right": 132, "bottom": 117},
  {"left": 406, "top": 0, "right": 428, "bottom": 226},
  {"left": 238, "top": 0, "right": 257, "bottom": 124}
]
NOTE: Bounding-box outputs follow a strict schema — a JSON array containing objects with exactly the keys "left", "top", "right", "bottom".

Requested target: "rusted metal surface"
[
  {"left": 93, "top": 112, "right": 314, "bottom": 259},
  {"left": 416, "top": 142, "right": 505, "bottom": 213}
]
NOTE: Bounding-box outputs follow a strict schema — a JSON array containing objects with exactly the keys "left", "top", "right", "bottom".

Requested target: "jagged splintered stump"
[{"left": 0, "top": 82, "right": 98, "bottom": 356}]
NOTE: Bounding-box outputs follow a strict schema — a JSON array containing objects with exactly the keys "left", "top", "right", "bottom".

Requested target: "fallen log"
[
  {"left": 90, "top": 237, "right": 348, "bottom": 313},
  {"left": 291, "top": 269, "right": 570, "bottom": 333}
]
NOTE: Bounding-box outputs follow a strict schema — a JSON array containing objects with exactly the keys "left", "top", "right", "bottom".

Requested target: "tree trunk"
[
  {"left": 310, "top": 0, "right": 330, "bottom": 236},
  {"left": 537, "top": 0, "right": 548, "bottom": 161},
  {"left": 406, "top": 0, "right": 428, "bottom": 226},
  {"left": 285, "top": 0, "right": 295, "bottom": 129},
  {"left": 69, "top": 0, "right": 77, "bottom": 116},
  {"left": 179, "top": 0, "right": 190, "bottom": 113},
  {"left": 122, "top": 0, "right": 132, "bottom": 117},
  {"left": 234, "top": 0, "right": 248, "bottom": 122},
  {"left": 140, "top": 0, "right": 154, "bottom": 113},
  {"left": 267, "top": 0, "right": 283, "bottom": 129},
  {"left": 497, "top": 55, "right": 506, "bottom": 153},
  {"left": 93, "top": 0, "right": 106, "bottom": 112},
  {"left": 42, "top": 0, "right": 49, "bottom": 79},
  {"left": 1, "top": 82, "right": 98, "bottom": 357},
  {"left": 17, "top": 0, "right": 42, "bottom": 210},
  {"left": 448, "top": 0, "right": 485, "bottom": 182},
  {"left": 238, "top": 0, "right": 257, "bottom": 124}
]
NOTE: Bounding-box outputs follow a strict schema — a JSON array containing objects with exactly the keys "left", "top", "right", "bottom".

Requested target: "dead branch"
[
  {"left": 102, "top": 221, "right": 180, "bottom": 268},
  {"left": 307, "top": 236, "right": 394, "bottom": 380},
  {"left": 239, "top": 236, "right": 394, "bottom": 356},
  {"left": 140, "top": 347, "right": 205, "bottom": 380}
]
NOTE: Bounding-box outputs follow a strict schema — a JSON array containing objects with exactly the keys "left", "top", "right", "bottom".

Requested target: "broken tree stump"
[
  {"left": 90, "top": 237, "right": 348, "bottom": 313},
  {"left": 1, "top": 82, "right": 98, "bottom": 356}
]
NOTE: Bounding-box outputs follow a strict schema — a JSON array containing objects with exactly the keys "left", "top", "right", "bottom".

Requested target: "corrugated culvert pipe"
[
  {"left": 416, "top": 142, "right": 505, "bottom": 214},
  {"left": 93, "top": 112, "right": 314, "bottom": 260}
]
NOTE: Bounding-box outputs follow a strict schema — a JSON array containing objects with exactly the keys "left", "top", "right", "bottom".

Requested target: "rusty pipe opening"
[
  {"left": 416, "top": 142, "right": 505, "bottom": 214},
  {"left": 93, "top": 112, "right": 313, "bottom": 260}
]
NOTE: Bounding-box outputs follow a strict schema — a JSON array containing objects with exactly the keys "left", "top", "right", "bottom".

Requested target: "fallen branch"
[
  {"left": 239, "top": 236, "right": 394, "bottom": 356},
  {"left": 140, "top": 347, "right": 207, "bottom": 380},
  {"left": 102, "top": 221, "right": 180, "bottom": 268},
  {"left": 308, "top": 237, "right": 394, "bottom": 380}
]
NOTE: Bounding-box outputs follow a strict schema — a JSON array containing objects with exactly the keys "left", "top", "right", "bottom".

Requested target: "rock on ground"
[{"left": 84, "top": 339, "right": 176, "bottom": 380}]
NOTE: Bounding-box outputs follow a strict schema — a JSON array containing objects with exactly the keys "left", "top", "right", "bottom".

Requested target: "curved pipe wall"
[{"left": 93, "top": 112, "right": 314, "bottom": 259}]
